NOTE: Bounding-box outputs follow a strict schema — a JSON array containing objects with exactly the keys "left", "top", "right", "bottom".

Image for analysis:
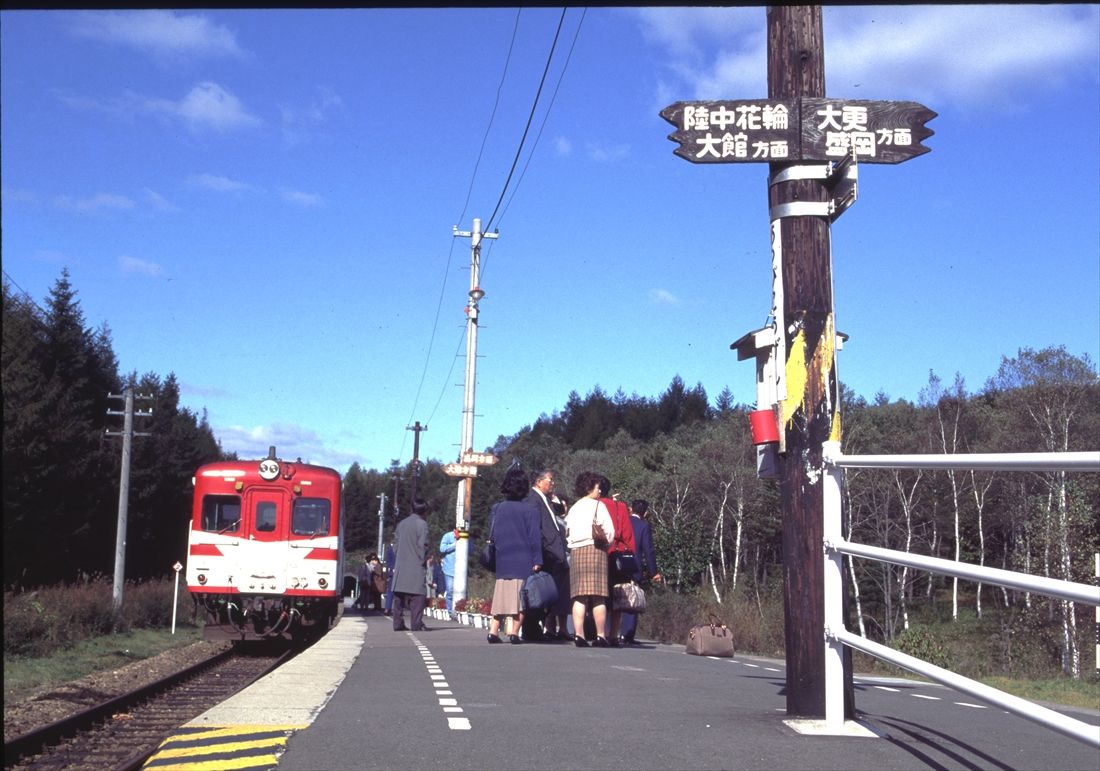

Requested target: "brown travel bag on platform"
[{"left": 685, "top": 615, "right": 735, "bottom": 657}]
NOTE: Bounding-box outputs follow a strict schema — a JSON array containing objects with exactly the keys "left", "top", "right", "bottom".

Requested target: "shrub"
[
  {"left": 3, "top": 576, "right": 193, "bottom": 658},
  {"left": 894, "top": 625, "right": 952, "bottom": 670}
]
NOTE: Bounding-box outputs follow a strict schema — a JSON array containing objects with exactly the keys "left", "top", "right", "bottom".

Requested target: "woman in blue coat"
[{"left": 486, "top": 467, "right": 543, "bottom": 644}]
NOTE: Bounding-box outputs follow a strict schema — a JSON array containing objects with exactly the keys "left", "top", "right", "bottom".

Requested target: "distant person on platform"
[
  {"left": 439, "top": 526, "right": 458, "bottom": 618},
  {"left": 522, "top": 469, "right": 568, "bottom": 641},
  {"left": 620, "top": 499, "right": 662, "bottom": 645},
  {"left": 391, "top": 498, "right": 431, "bottom": 632},
  {"left": 383, "top": 542, "right": 396, "bottom": 615}
]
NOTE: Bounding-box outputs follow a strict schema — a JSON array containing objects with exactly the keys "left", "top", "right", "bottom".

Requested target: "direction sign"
[
  {"left": 661, "top": 97, "right": 934, "bottom": 164},
  {"left": 461, "top": 451, "right": 498, "bottom": 466},
  {"left": 443, "top": 463, "right": 479, "bottom": 478}
]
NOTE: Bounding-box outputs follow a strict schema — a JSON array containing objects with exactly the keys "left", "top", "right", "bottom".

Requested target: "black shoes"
[
  {"left": 573, "top": 635, "right": 589, "bottom": 647},
  {"left": 608, "top": 636, "right": 621, "bottom": 648},
  {"left": 487, "top": 633, "right": 502, "bottom": 644},
  {"left": 509, "top": 634, "right": 522, "bottom": 645},
  {"left": 593, "top": 636, "right": 610, "bottom": 648},
  {"left": 394, "top": 625, "right": 409, "bottom": 632}
]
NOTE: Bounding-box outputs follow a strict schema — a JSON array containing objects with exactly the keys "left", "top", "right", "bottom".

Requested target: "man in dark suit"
[
  {"left": 522, "top": 469, "right": 567, "bottom": 640},
  {"left": 621, "top": 499, "right": 661, "bottom": 645}
]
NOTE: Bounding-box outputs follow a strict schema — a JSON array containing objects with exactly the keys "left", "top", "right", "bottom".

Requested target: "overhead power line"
[{"left": 483, "top": 7, "right": 568, "bottom": 235}]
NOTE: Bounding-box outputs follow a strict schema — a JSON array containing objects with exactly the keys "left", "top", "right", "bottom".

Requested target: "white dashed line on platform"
[
  {"left": 412, "top": 637, "right": 470, "bottom": 730},
  {"left": 874, "top": 685, "right": 901, "bottom": 692},
  {"left": 912, "top": 694, "right": 941, "bottom": 701},
  {"left": 955, "top": 702, "right": 987, "bottom": 709}
]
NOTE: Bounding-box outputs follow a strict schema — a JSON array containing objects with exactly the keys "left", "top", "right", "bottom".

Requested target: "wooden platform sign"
[{"left": 661, "top": 98, "right": 935, "bottom": 164}]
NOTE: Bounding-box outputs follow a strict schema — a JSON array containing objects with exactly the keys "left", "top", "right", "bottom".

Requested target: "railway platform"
[{"left": 143, "top": 610, "right": 1099, "bottom": 770}]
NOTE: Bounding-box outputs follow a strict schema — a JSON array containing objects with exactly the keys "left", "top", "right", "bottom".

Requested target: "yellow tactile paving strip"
[{"left": 141, "top": 724, "right": 307, "bottom": 770}]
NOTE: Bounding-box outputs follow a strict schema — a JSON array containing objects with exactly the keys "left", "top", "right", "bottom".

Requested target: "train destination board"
[{"left": 661, "top": 97, "right": 935, "bottom": 165}]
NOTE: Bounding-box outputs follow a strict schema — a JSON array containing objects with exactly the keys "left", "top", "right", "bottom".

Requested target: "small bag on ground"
[
  {"left": 521, "top": 570, "right": 558, "bottom": 611},
  {"left": 685, "top": 615, "right": 735, "bottom": 657},
  {"left": 612, "top": 581, "right": 646, "bottom": 613}
]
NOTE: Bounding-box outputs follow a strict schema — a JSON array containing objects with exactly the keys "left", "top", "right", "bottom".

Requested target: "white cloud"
[
  {"left": 280, "top": 85, "right": 345, "bottom": 148},
  {"left": 54, "top": 192, "right": 135, "bottom": 212},
  {"left": 554, "top": 136, "right": 573, "bottom": 156},
  {"left": 69, "top": 10, "right": 246, "bottom": 61},
  {"left": 187, "top": 173, "right": 254, "bottom": 193},
  {"left": 650, "top": 288, "right": 681, "bottom": 306},
  {"left": 280, "top": 189, "right": 323, "bottom": 207},
  {"left": 143, "top": 188, "right": 178, "bottom": 212},
  {"left": 149, "top": 82, "right": 261, "bottom": 132},
  {"left": 636, "top": 6, "right": 1100, "bottom": 110},
  {"left": 216, "top": 422, "right": 358, "bottom": 470},
  {"left": 119, "top": 255, "right": 163, "bottom": 276},
  {"left": 586, "top": 142, "right": 630, "bottom": 163}
]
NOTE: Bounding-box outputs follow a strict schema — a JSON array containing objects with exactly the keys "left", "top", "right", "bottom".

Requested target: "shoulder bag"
[
  {"left": 591, "top": 500, "right": 609, "bottom": 548},
  {"left": 478, "top": 508, "right": 497, "bottom": 571}
]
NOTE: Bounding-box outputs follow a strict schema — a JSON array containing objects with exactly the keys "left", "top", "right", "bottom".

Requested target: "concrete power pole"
[
  {"left": 106, "top": 386, "right": 153, "bottom": 628},
  {"left": 767, "top": 5, "right": 851, "bottom": 718},
  {"left": 407, "top": 421, "right": 427, "bottom": 503},
  {"left": 376, "top": 492, "right": 387, "bottom": 559},
  {"left": 450, "top": 217, "right": 498, "bottom": 607}
]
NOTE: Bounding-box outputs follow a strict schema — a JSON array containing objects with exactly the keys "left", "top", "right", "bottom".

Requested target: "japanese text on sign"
[{"left": 661, "top": 98, "right": 935, "bottom": 165}]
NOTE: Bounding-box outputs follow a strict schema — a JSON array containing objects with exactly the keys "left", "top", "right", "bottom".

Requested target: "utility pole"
[
  {"left": 451, "top": 217, "right": 498, "bottom": 606},
  {"left": 390, "top": 459, "right": 401, "bottom": 523},
  {"left": 407, "top": 421, "right": 427, "bottom": 503},
  {"left": 105, "top": 386, "right": 153, "bottom": 629},
  {"left": 767, "top": 5, "right": 848, "bottom": 719},
  {"left": 376, "top": 492, "right": 387, "bottom": 559}
]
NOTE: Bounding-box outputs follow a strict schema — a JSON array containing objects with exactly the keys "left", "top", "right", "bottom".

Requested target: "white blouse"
[{"left": 564, "top": 497, "right": 615, "bottom": 550}]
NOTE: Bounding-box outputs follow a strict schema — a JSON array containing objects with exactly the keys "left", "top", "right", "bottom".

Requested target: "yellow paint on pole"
[
  {"left": 781, "top": 313, "right": 840, "bottom": 439},
  {"left": 782, "top": 325, "right": 808, "bottom": 430}
]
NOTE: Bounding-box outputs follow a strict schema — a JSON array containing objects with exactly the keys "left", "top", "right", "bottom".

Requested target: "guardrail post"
[{"left": 822, "top": 441, "right": 846, "bottom": 729}]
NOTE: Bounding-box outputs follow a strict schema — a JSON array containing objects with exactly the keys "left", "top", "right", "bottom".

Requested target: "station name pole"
[{"left": 767, "top": 5, "right": 849, "bottom": 718}]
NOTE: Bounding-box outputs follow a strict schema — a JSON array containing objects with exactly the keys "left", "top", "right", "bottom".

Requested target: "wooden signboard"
[{"left": 661, "top": 97, "right": 935, "bottom": 164}]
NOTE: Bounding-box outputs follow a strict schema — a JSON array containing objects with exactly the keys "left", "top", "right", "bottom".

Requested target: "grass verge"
[{"left": 4, "top": 626, "right": 204, "bottom": 705}]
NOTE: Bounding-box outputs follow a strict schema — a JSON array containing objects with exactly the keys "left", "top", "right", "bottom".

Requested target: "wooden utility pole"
[{"left": 767, "top": 5, "right": 845, "bottom": 718}]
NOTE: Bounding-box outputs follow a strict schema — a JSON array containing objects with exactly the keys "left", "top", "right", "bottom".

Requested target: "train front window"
[
  {"left": 255, "top": 501, "right": 277, "bottom": 532},
  {"left": 202, "top": 495, "right": 241, "bottom": 533},
  {"left": 292, "top": 498, "right": 330, "bottom": 537}
]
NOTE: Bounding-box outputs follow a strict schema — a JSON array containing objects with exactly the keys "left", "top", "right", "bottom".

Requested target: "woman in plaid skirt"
[{"left": 564, "top": 471, "right": 616, "bottom": 647}]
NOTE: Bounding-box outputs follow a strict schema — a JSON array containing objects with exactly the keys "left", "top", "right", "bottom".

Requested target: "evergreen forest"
[{"left": 4, "top": 270, "right": 1098, "bottom": 677}]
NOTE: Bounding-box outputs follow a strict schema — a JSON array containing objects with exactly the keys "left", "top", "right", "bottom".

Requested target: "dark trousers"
[
  {"left": 392, "top": 592, "right": 426, "bottom": 631},
  {"left": 621, "top": 610, "right": 639, "bottom": 639}
]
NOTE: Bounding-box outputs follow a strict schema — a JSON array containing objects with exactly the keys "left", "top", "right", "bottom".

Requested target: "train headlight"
[
  {"left": 318, "top": 577, "right": 328, "bottom": 589},
  {"left": 197, "top": 574, "right": 207, "bottom": 585}
]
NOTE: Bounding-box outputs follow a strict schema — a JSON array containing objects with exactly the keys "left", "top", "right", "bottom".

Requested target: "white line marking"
[
  {"left": 912, "top": 694, "right": 941, "bottom": 701},
  {"left": 744, "top": 663, "right": 760, "bottom": 668},
  {"left": 764, "top": 667, "right": 781, "bottom": 672},
  {"left": 443, "top": 706, "right": 464, "bottom": 713},
  {"left": 439, "top": 698, "right": 458, "bottom": 706},
  {"left": 430, "top": 674, "right": 445, "bottom": 680},
  {"left": 436, "top": 690, "right": 453, "bottom": 696},
  {"left": 874, "top": 685, "right": 900, "bottom": 692},
  {"left": 448, "top": 718, "right": 472, "bottom": 730},
  {"left": 955, "top": 702, "right": 987, "bottom": 709},
  {"left": 433, "top": 682, "right": 449, "bottom": 689}
]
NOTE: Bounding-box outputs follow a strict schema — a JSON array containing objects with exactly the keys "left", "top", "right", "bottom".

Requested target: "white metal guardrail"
[{"left": 820, "top": 441, "right": 1100, "bottom": 747}]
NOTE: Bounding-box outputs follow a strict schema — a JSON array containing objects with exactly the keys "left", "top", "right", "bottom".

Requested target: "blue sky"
[{"left": 2, "top": 7, "right": 1098, "bottom": 473}]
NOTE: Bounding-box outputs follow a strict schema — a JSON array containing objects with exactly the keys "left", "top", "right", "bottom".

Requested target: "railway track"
[{"left": 4, "top": 644, "right": 293, "bottom": 771}]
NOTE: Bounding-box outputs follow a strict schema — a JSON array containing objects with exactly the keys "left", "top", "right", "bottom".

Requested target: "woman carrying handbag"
[
  {"left": 563, "top": 470, "right": 616, "bottom": 647},
  {"left": 598, "top": 475, "right": 638, "bottom": 647}
]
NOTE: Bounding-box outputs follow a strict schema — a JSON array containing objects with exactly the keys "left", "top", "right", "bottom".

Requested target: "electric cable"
[
  {"left": 482, "top": 7, "right": 567, "bottom": 235},
  {"left": 396, "top": 9, "right": 523, "bottom": 464}
]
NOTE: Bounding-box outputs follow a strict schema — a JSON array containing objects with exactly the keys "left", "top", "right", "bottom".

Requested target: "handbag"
[
  {"left": 612, "top": 551, "right": 640, "bottom": 581},
  {"left": 685, "top": 615, "right": 735, "bottom": 657},
  {"left": 611, "top": 581, "right": 646, "bottom": 613},
  {"left": 591, "top": 500, "right": 609, "bottom": 547},
  {"left": 521, "top": 570, "right": 558, "bottom": 611},
  {"left": 479, "top": 510, "right": 497, "bottom": 570}
]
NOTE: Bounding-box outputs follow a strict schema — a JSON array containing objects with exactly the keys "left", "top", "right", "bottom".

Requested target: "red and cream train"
[{"left": 186, "top": 447, "right": 344, "bottom": 641}]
